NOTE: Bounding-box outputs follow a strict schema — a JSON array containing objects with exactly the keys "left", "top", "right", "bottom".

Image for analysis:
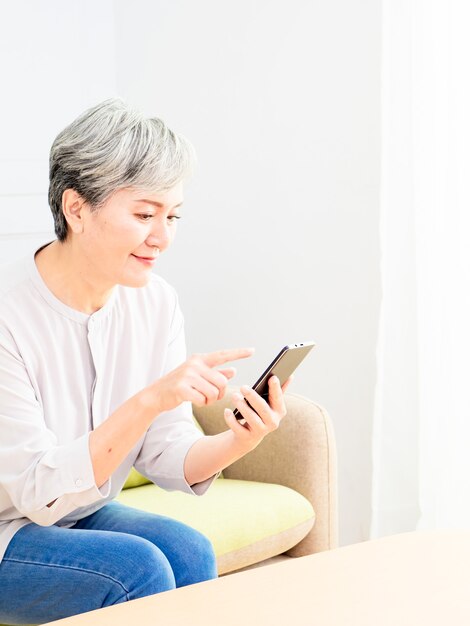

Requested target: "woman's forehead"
[{"left": 114, "top": 184, "right": 184, "bottom": 208}]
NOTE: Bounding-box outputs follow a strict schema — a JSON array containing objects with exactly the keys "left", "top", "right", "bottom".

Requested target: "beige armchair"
[
  {"left": 193, "top": 390, "right": 339, "bottom": 557},
  {"left": 118, "top": 388, "right": 338, "bottom": 574}
]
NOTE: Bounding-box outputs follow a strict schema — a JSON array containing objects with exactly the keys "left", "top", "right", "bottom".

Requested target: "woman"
[{"left": 0, "top": 99, "right": 291, "bottom": 624}]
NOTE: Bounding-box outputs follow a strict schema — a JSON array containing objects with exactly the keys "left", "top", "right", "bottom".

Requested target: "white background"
[{"left": 0, "top": 0, "right": 381, "bottom": 546}]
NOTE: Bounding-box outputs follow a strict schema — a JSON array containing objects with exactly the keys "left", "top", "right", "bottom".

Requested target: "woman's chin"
[{"left": 119, "top": 271, "right": 152, "bottom": 289}]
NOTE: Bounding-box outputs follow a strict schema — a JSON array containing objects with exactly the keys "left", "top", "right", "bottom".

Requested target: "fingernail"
[
  {"left": 224, "top": 408, "right": 232, "bottom": 417},
  {"left": 241, "top": 385, "right": 250, "bottom": 394}
]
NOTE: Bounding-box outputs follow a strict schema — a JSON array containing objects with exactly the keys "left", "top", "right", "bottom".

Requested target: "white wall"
[
  {"left": 0, "top": 0, "right": 117, "bottom": 262},
  {"left": 0, "top": 1, "right": 381, "bottom": 546},
  {"left": 114, "top": 0, "right": 382, "bottom": 545}
]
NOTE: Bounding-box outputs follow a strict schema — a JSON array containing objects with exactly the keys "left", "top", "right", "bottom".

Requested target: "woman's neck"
[{"left": 35, "top": 240, "right": 115, "bottom": 314}]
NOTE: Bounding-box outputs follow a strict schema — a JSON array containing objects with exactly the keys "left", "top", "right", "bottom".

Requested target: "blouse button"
[{"left": 75, "top": 479, "right": 83, "bottom": 487}]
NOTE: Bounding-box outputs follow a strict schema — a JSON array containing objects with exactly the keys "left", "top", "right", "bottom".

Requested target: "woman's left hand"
[{"left": 223, "top": 375, "right": 293, "bottom": 453}]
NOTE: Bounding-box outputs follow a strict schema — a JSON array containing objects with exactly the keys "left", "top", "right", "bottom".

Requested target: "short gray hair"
[{"left": 48, "top": 98, "right": 195, "bottom": 241}]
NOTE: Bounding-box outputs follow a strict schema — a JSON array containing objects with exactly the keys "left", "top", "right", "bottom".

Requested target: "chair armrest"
[{"left": 193, "top": 389, "right": 338, "bottom": 556}]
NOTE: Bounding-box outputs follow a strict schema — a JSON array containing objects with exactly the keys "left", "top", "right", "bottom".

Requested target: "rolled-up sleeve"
[
  {"left": 0, "top": 330, "right": 109, "bottom": 527},
  {"left": 133, "top": 295, "right": 219, "bottom": 496},
  {"left": 134, "top": 405, "right": 220, "bottom": 496}
]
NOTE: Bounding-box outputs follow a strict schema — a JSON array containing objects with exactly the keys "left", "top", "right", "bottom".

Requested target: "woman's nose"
[{"left": 147, "top": 220, "right": 171, "bottom": 249}]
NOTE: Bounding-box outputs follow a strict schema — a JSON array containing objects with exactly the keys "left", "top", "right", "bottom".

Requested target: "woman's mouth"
[{"left": 131, "top": 254, "right": 157, "bottom": 266}]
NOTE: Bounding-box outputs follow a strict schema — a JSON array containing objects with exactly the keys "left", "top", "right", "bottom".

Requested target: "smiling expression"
[{"left": 77, "top": 182, "right": 183, "bottom": 289}]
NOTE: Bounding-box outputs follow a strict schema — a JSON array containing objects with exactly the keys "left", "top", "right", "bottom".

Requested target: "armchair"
[
  {"left": 194, "top": 390, "right": 339, "bottom": 560},
  {"left": 118, "top": 388, "right": 338, "bottom": 574}
]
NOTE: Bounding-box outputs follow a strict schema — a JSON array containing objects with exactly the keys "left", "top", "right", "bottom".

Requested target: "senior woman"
[{"left": 0, "top": 99, "right": 290, "bottom": 625}]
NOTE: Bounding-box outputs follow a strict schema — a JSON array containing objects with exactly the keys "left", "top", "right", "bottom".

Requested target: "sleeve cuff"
[
  {"left": 186, "top": 471, "right": 221, "bottom": 496},
  {"left": 145, "top": 433, "right": 220, "bottom": 496},
  {"left": 40, "top": 432, "right": 111, "bottom": 503}
]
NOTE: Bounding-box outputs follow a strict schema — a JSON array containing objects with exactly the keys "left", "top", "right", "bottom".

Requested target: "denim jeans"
[{"left": 0, "top": 501, "right": 218, "bottom": 625}]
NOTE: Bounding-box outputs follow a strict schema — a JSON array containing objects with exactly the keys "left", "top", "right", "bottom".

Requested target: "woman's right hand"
[
  {"left": 89, "top": 348, "right": 253, "bottom": 489},
  {"left": 140, "top": 348, "right": 254, "bottom": 414}
]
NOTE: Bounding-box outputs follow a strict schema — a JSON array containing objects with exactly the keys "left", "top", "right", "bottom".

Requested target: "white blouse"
[{"left": 0, "top": 251, "right": 216, "bottom": 562}]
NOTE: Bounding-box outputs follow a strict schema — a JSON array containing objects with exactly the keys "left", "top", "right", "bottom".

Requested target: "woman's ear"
[{"left": 61, "top": 189, "right": 87, "bottom": 235}]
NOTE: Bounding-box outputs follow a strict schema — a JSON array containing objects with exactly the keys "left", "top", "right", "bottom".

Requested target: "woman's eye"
[{"left": 137, "top": 214, "right": 181, "bottom": 223}]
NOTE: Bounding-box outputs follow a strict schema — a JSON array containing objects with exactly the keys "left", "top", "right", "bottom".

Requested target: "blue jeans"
[{"left": 0, "top": 501, "right": 218, "bottom": 625}]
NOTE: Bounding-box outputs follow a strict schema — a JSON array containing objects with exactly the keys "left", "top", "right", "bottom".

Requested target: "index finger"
[{"left": 202, "top": 348, "right": 255, "bottom": 368}]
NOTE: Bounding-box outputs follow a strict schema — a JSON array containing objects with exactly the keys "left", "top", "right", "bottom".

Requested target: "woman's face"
[{"left": 79, "top": 182, "right": 183, "bottom": 289}]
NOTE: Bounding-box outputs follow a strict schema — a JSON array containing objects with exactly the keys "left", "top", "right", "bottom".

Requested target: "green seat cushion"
[
  {"left": 123, "top": 467, "right": 153, "bottom": 489},
  {"left": 116, "top": 478, "right": 314, "bottom": 574}
]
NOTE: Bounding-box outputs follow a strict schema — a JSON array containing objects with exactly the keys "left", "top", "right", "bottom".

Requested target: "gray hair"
[{"left": 48, "top": 98, "right": 195, "bottom": 241}]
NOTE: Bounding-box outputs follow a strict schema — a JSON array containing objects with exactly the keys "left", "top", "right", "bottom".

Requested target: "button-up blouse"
[{"left": 0, "top": 252, "right": 216, "bottom": 562}]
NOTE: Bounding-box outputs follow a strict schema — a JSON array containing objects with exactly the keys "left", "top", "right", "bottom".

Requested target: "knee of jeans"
[
  {"left": 110, "top": 536, "right": 177, "bottom": 600},
  {"left": 181, "top": 530, "right": 218, "bottom": 585}
]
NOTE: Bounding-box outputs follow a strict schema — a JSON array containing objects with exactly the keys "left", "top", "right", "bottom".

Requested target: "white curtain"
[{"left": 371, "top": 0, "right": 470, "bottom": 537}]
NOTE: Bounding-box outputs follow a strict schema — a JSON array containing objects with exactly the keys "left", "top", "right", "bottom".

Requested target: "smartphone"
[{"left": 233, "top": 341, "right": 315, "bottom": 419}]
